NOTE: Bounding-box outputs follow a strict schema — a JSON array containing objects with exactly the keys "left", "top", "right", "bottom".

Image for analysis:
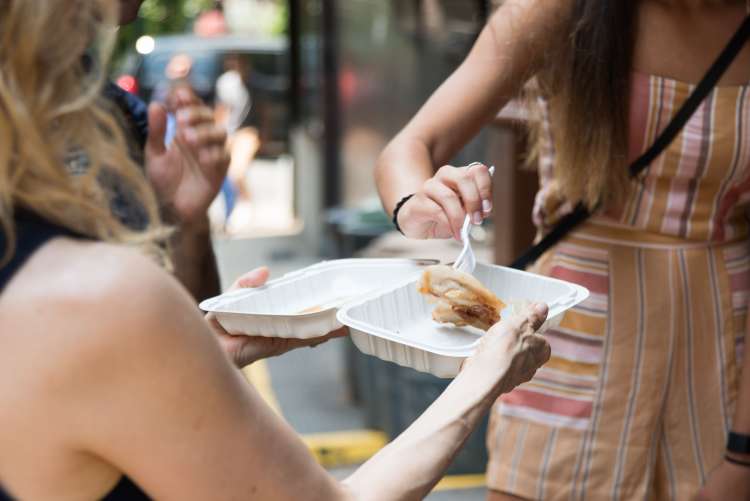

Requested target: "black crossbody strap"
[
  {"left": 511, "top": 15, "right": 750, "bottom": 271},
  {"left": 630, "top": 15, "right": 750, "bottom": 177}
]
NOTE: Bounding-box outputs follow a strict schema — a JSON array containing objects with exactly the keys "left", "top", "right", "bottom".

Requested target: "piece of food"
[
  {"left": 297, "top": 296, "right": 349, "bottom": 314},
  {"left": 298, "top": 305, "right": 324, "bottom": 314},
  {"left": 418, "top": 265, "right": 506, "bottom": 331}
]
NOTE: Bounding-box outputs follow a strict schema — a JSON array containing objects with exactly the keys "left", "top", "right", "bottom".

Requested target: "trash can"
[
  {"left": 324, "top": 206, "right": 393, "bottom": 258},
  {"left": 350, "top": 345, "right": 489, "bottom": 475}
]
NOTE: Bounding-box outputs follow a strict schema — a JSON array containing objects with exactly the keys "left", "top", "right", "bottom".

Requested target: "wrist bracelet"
[
  {"left": 392, "top": 194, "right": 415, "bottom": 235},
  {"left": 728, "top": 431, "right": 750, "bottom": 455},
  {"left": 725, "top": 453, "right": 750, "bottom": 468}
]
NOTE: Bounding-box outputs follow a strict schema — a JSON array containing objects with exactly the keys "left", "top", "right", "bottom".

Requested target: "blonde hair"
[{"left": 0, "top": 0, "right": 169, "bottom": 265}]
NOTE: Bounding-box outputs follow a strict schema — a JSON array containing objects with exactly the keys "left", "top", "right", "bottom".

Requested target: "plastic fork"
[{"left": 453, "top": 165, "right": 495, "bottom": 274}]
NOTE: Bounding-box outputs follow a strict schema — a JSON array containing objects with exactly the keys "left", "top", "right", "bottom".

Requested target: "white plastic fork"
[{"left": 453, "top": 165, "right": 495, "bottom": 274}]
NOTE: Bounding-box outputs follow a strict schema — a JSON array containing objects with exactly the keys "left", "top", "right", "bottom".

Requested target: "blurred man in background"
[
  {"left": 214, "top": 54, "right": 260, "bottom": 232},
  {"left": 115, "top": 0, "right": 228, "bottom": 301}
]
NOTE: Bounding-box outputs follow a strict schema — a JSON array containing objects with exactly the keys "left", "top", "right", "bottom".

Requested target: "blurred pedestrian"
[
  {"left": 214, "top": 54, "right": 260, "bottom": 230},
  {"left": 376, "top": 1, "right": 750, "bottom": 499}
]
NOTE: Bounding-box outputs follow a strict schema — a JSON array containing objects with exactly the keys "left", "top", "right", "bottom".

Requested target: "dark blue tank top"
[{"left": 0, "top": 210, "right": 151, "bottom": 500}]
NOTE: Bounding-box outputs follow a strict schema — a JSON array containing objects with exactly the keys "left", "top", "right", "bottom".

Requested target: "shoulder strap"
[
  {"left": 0, "top": 210, "right": 80, "bottom": 293},
  {"left": 630, "top": 15, "right": 750, "bottom": 177},
  {"left": 511, "top": 15, "right": 750, "bottom": 271}
]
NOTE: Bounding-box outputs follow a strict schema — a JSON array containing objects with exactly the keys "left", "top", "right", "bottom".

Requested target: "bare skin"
[
  {"left": 374, "top": 1, "right": 750, "bottom": 499},
  {"left": 0, "top": 237, "right": 550, "bottom": 500},
  {"left": 146, "top": 88, "right": 229, "bottom": 301}
]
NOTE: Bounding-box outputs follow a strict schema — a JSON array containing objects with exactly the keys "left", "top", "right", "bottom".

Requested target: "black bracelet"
[
  {"left": 392, "top": 194, "right": 415, "bottom": 235},
  {"left": 728, "top": 431, "right": 750, "bottom": 455},
  {"left": 725, "top": 453, "right": 750, "bottom": 468}
]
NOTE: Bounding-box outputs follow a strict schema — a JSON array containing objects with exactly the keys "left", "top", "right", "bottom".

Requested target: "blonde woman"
[
  {"left": 0, "top": 1, "right": 551, "bottom": 499},
  {"left": 376, "top": 0, "right": 750, "bottom": 499}
]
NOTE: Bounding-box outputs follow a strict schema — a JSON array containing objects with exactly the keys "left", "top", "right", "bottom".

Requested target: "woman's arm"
[
  {"left": 144, "top": 90, "right": 228, "bottom": 302},
  {"left": 730, "top": 315, "right": 750, "bottom": 436},
  {"left": 695, "top": 311, "right": 750, "bottom": 500},
  {"left": 40, "top": 244, "right": 548, "bottom": 501},
  {"left": 343, "top": 308, "right": 548, "bottom": 500},
  {"left": 375, "top": 0, "right": 570, "bottom": 239}
]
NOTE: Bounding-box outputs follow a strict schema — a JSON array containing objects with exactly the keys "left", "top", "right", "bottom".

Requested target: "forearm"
[
  {"left": 375, "top": 136, "right": 436, "bottom": 215},
  {"left": 169, "top": 213, "right": 221, "bottom": 302},
  {"left": 375, "top": 2, "right": 563, "bottom": 218},
  {"left": 730, "top": 313, "right": 750, "bottom": 435},
  {"left": 343, "top": 366, "right": 504, "bottom": 500}
]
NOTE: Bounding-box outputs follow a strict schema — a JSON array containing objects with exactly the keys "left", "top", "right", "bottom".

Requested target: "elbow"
[
  {"left": 337, "top": 479, "right": 360, "bottom": 501},
  {"left": 373, "top": 141, "right": 399, "bottom": 195}
]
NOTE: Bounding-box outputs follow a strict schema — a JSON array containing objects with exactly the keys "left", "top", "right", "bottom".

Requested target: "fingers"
[
  {"left": 399, "top": 163, "right": 492, "bottom": 240},
  {"left": 176, "top": 106, "right": 216, "bottom": 129},
  {"left": 199, "top": 146, "right": 231, "bottom": 176},
  {"left": 522, "top": 333, "right": 551, "bottom": 365},
  {"left": 307, "top": 327, "right": 350, "bottom": 348},
  {"left": 167, "top": 86, "right": 200, "bottom": 110},
  {"left": 326, "top": 326, "right": 350, "bottom": 339},
  {"left": 399, "top": 195, "right": 453, "bottom": 239},
  {"left": 180, "top": 123, "right": 227, "bottom": 148},
  {"left": 468, "top": 163, "right": 493, "bottom": 214},
  {"left": 507, "top": 302, "right": 548, "bottom": 331},
  {"left": 146, "top": 103, "right": 168, "bottom": 156},
  {"left": 456, "top": 176, "right": 483, "bottom": 225},
  {"left": 176, "top": 108, "right": 227, "bottom": 145},
  {"left": 176, "top": 107, "right": 227, "bottom": 164},
  {"left": 486, "top": 302, "right": 548, "bottom": 351},
  {"left": 437, "top": 164, "right": 491, "bottom": 224},
  {"left": 423, "top": 178, "right": 465, "bottom": 240},
  {"left": 278, "top": 327, "right": 349, "bottom": 351},
  {"left": 174, "top": 108, "right": 230, "bottom": 181},
  {"left": 233, "top": 266, "right": 271, "bottom": 290},
  {"left": 527, "top": 303, "right": 548, "bottom": 330}
]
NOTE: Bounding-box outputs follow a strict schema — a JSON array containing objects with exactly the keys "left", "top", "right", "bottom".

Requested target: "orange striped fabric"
[{"left": 487, "top": 73, "right": 749, "bottom": 500}]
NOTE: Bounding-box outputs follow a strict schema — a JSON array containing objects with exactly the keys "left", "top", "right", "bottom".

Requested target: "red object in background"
[
  {"left": 339, "top": 68, "right": 358, "bottom": 108},
  {"left": 195, "top": 9, "right": 228, "bottom": 37},
  {"left": 116, "top": 74, "right": 139, "bottom": 95}
]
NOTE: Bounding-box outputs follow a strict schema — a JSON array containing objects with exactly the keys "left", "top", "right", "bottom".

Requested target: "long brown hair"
[
  {"left": 0, "top": 0, "right": 168, "bottom": 264},
  {"left": 533, "top": 1, "right": 637, "bottom": 208}
]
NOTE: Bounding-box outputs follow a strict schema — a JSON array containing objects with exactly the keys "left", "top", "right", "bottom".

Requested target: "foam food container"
[
  {"left": 199, "top": 259, "right": 438, "bottom": 339},
  {"left": 337, "top": 262, "right": 589, "bottom": 378}
]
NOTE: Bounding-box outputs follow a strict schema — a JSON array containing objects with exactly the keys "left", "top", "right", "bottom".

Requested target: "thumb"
[
  {"left": 233, "top": 266, "right": 270, "bottom": 290},
  {"left": 146, "top": 102, "right": 168, "bottom": 156}
]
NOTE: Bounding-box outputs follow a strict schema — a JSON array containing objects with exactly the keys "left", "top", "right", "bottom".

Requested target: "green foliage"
[
  {"left": 112, "top": 0, "right": 289, "bottom": 72},
  {"left": 113, "top": 0, "right": 214, "bottom": 68}
]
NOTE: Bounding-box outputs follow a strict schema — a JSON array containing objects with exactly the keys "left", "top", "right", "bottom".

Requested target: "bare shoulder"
[
  {"left": 0, "top": 237, "right": 198, "bottom": 371},
  {"left": 485, "top": 0, "right": 573, "bottom": 51},
  {"left": 461, "top": 0, "right": 574, "bottom": 82}
]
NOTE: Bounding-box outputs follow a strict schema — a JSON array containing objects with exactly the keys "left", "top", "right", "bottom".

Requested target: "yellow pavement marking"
[
  {"left": 303, "top": 430, "right": 389, "bottom": 468},
  {"left": 242, "top": 360, "right": 282, "bottom": 415},
  {"left": 243, "top": 359, "right": 486, "bottom": 491},
  {"left": 433, "top": 474, "right": 486, "bottom": 492}
]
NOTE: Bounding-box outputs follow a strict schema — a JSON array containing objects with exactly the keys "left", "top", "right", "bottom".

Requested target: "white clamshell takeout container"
[
  {"left": 199, "top": 259, "right": 438, "bottom": 339},
  {"left": 337, "top": 262, "right": 590, "bottom": 378}
]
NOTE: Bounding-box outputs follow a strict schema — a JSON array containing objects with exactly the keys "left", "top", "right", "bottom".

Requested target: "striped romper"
[{"left": 487, "top": 72, "right": 749, "bottom": 500}]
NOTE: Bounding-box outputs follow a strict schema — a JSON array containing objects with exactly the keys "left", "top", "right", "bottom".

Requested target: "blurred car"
[{"left": 116, "top": 34, "right": 290, "bottom": 157}]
